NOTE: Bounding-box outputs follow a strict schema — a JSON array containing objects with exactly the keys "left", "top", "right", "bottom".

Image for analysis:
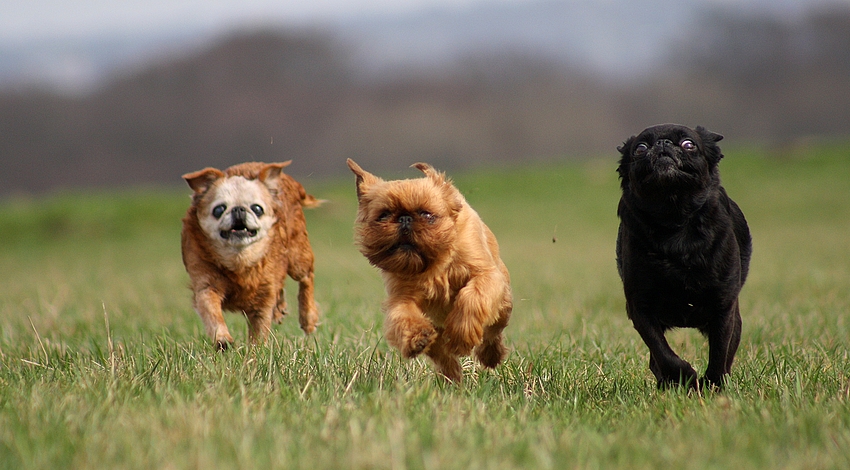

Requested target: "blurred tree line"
[{"left": 1, "top": 4, "right": 849, "bottom": 194}]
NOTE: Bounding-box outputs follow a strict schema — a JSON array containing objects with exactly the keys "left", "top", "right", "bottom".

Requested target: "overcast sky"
[
  {"left": 1, "top": 0, "right": 843, "bottom": 94},
  {"left": 3, "top": 0, "right": 835, "bottom": 44},
  {"left": 0, "top": 0, "right": 520, "bottom": 43}
]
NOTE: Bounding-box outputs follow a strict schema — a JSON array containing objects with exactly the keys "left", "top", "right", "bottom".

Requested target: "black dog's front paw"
[
  {"left": 698, "top": 375, "right": 725, "bottom": 392},
  {"left": 652, "top": 360, "right": 699, "bottom": 390}
]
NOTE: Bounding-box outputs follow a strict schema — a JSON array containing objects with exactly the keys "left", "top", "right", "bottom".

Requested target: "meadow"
[{"left": 1, "top": 145, "right": 849, "bottom": 469}]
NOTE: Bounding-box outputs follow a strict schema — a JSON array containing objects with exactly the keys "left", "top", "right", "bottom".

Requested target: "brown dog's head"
[
  {"left": 347, "top": 159, "right": 463, "bottom": 275},
  {"left": 617, "top": 124, "right": 724, "bottom": 200},
  {"left": 183, "top": 162, "right": 289, "bottom": 259}
]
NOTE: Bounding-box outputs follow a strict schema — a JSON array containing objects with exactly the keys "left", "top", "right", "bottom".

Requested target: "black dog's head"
[{"left": 618, "top": 124, "right": 724, "bottom": 199}]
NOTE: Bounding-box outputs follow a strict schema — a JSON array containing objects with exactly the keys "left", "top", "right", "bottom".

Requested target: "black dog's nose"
[{"left": 655, "top": 139, "right": 673, "bottom": 148}]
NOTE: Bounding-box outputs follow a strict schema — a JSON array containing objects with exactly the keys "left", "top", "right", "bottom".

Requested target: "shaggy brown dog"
[
  {"left": 181, "top": 161, "right": 321, "bottom": 349},
  {"left": 347, "top": 159, "right": 512, "bottom": 382}
]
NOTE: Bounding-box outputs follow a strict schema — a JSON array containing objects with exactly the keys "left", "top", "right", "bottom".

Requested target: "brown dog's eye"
[
  {"left": 419, "top": 211, "right": 435, "bottom": 223},
  {"left": 212, "top": 204, "right": 226, "bottom": 219},
  {"left": 377, "top": 211, "right": 391, "bottom": 222},
  {"left": 681, "top": 139, "right": 696, "bottom": 151},
  {"left": 635, "top": 143, "right": 649, "bottom": 155}
]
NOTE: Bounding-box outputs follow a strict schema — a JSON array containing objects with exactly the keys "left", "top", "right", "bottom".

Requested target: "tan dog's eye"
[
  {"left": 419, "top": 211, "right": 436, "bottom": 223},
  {"left": 681, "top": 139, "right": 696, "bottom": 151},
  {"left": 212, "top": 204, "right": 226, "bottom": 219},
  {"left": 250, "top": 204, "right": 264, "bottom": 217},
  {"left": 635, "top": 143, "right": 649, "bottom": 155},
  {"left": 377, "top": 211, "right": 391, "bottom": 222}
]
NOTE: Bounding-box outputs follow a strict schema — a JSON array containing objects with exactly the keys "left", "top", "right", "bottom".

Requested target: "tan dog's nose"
[{"left": 231, "top": 206, "right": 247, "bottom": 220}]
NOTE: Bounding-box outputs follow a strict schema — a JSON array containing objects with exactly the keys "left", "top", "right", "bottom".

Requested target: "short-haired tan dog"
[
  {"left": 181, "top": 161, "right": 320, "bottom": 349},
  {"left": 347, "top": 159, "right": 512, "bottom": 382}
]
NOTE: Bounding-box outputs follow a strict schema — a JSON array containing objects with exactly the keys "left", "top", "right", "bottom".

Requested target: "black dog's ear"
[
  {"left": 696, "top": 126, "right": 724, "bottom": 164},
  {"left": 696, "top": 126, "right": 723, "bottom": 143},
  {"left": 617, "top": 136, "right": 636, "bottom": 181}
]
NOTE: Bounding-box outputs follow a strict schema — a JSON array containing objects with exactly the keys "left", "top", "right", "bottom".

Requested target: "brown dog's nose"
[{"left": 398, "top": 215, "right": 413, "bottom": 231}]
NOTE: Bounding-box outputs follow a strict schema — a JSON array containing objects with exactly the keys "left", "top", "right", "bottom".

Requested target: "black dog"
[{"left": 616, "top": 124, "right": 752, "bottom": 390}]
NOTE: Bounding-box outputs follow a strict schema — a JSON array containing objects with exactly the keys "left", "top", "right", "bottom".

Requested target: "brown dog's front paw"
[{"left": 400, "top": 325, "right": 438, "bottom": 358}]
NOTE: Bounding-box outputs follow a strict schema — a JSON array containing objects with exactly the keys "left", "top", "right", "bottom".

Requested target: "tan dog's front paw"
[
  {"left": 215, "top": 333, "right": 235, "bottom": 351},
  {"left": 399, "top": 324, "right": 438, "bottom": 358}
]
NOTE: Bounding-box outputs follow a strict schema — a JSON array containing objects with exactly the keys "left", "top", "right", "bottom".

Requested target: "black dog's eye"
[
  {"left": 634, "top": 143, "right": 649, "bottom": 155},
  {"left": 377, "top": 211, "right": 391, "bottom": 222},
  {"left": 212, "top": 204, "right": 226, "bottom": 219},
  {"left": 250, "top": 204, "right": 264, "bottom": 217},
  {"left": 681, "top": 139, "right": 697, "bottom": 151}
]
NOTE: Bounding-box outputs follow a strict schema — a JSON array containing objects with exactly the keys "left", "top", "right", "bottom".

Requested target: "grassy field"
[{"left": 1, "top": 145, "right": 849, "bottom": 469}]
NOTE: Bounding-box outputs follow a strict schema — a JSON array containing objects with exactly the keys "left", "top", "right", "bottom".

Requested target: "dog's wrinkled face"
[
  {"left": 618, "top": 124, "right": 724, "bottom": 197},
  {"left": 199, "top": 176, "right": 276, "bottom": 248},
  {"left": 184, "top": 167, "right": 280, "bottom": 257},
  {"left": 347, "top": 159, "right": 462, "bottom": 275}
]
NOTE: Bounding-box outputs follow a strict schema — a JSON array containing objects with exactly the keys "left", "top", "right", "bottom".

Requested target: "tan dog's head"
[
  {"left": 183, "top": 163, "right": 288, "bottom": 260},
  {"left": 347, "top": 159, "right": 463, "bottom": 275}
]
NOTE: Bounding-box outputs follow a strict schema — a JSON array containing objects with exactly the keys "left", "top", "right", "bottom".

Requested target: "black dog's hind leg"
[
  {"left": 629, "top": 304, "right": 699, "bottom": 388},
  {"left": 701, "top": 300, "right": 742, "bottom": 390}
]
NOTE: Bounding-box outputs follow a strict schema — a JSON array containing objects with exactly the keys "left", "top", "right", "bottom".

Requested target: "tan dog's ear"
[
  {"left": 183, "top": 168, "right": 224, "bottom": 193},
  {"left": 413, "top": 162, "right": 463, "bottom": 218},
  {"left": 347, "top": 158, "right": 380, "bottom": 200},
  {"left": 411, "top": 162, "right": 445, "bottom": 183},
  {"left": 258, "top": 161, "right": 292, "bottom": 186}
]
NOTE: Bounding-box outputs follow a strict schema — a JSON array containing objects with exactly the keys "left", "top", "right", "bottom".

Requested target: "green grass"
[{"left": 1, "top": 145, "right": 849, "bottom": 469}]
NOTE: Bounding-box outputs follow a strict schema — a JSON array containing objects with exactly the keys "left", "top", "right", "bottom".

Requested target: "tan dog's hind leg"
[
  {"left": 247, "top": 310, "right": 274, "bottom": 344},
  {"left": 426, "top": 330, "right": 463, "bottom": 383},
  {"left": 474, "top": 299, "right": 511, "bottom": 368},
  {"left": 194, "top": 289, "right": 234, "bottom": 350},
  {"left": 296, "top": 272, "right": 319, "bottom": 334},
  {"left": 384, "top": 300, "right": 438, "bottom": 359},
  {"left": 273, "top": 287, "right": 288, "bottom": 324}
]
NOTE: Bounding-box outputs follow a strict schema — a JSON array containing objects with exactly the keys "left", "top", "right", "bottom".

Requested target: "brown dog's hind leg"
[
  {"left": 474, "top": 302, "right": 511, "bottom": 368},
  {"left": 247, "top": 309, "right": 274, "bottom": 344},
  {"left": 426, "top": 331, "right": 463, "bottom": 383},
  {"left": 296, "top": 272, "right": 319, "bottom": 334},
  {"left": 273, "top": 287, "right": 288, "bottom": 324}
]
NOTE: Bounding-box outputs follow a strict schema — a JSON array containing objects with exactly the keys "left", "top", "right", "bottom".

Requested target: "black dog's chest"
[{"left": 619, "top": 224, "right": 728, "bottom": 329}]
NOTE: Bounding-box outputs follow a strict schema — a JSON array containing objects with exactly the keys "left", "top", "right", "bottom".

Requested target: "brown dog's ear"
[
  {"left": 411, "top": 162, "right": 447, "bottom": 184},
  {"left": 347, "top": 158, "right": 380, "bottom": 200},
  {"left": 258, "top": 161, "right": 292, "bottom": 184},
  {"left": 412, "top": 162, "right": 463, "bottom": 218},
  {"left": 183, "top": 168, "right": 224, "bottom": 193}
]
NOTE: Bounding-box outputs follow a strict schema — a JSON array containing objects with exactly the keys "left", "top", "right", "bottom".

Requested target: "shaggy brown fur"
[
  {"left": 347, "top": 159, "right": 512, "bottom": 382},
  {"left": 181, "top": 161, "right": 321, "bottom": 349}
]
